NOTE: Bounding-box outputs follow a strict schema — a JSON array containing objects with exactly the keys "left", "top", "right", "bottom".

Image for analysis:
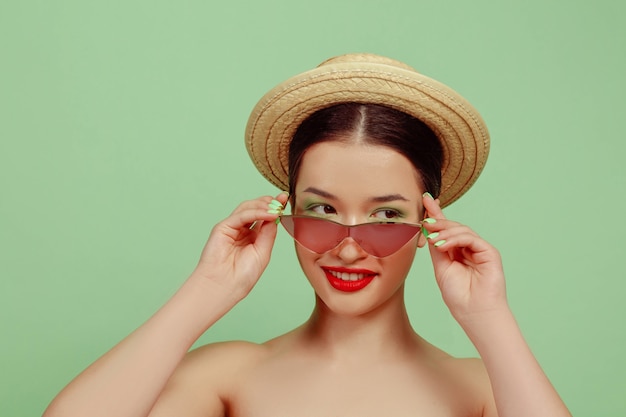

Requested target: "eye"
[
  {"left": 372, "top": 209, "right": 402, "bottom": 220},
  {"left": 308, "top": 204, "right": 337, "bottom": 216}
]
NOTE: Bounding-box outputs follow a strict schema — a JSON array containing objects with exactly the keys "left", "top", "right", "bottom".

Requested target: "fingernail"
[
  {"left": 426, "top": 232, "right": 439, "bottom": 240},
  {"left": 268, "top": 200, "right": 284, "bottom": 215},
  {"left": 280, "top": 190, "right": 290, "bottom": 197},
  {"left": 421, "top": 226, "right": 429, "bottom": 238},
  {"left": 269, "top": 199, "right": 283, "bottom": 209},
  {"left": 434, "top": 239, "right": 447, "bottom": 247},
  {"left": 423, "top": 192, "right": 433, "bottom": 199},
  {"left": 423, "top": 218, "right": 436, "bottom": 224},
  {"left": 275, "top": 217, "right": 281, "bottom": 225}
]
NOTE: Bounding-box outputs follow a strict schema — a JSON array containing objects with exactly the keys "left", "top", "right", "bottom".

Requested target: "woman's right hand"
[
  {"left": 42, "top": 192, "right": 289, "bottom": 417},
  {"left": 191, "top": 192, "right": 289, "bottom": 301}
]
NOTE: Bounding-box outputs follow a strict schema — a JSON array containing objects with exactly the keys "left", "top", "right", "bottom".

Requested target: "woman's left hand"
[{"left": 421, "top": 193, "right": 509, "bottom": 324}]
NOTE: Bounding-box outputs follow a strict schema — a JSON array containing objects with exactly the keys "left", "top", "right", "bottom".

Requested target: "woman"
[{"left": 44, "top": 54, "right": 571, "bottom": 416}]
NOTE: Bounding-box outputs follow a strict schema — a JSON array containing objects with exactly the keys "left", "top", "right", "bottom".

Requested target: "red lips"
[{"left": 322, "top": 266, "right": 377, "bottom": 292}]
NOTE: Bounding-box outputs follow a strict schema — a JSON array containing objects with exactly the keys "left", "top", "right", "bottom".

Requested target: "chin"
[{"left": 294, "top": 242, "right": 418, "bottom": 317}]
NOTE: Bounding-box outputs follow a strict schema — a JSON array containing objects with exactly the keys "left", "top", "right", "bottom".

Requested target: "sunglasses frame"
[{"left": 279, "top": 214, "right": 423, "bottom": 258}]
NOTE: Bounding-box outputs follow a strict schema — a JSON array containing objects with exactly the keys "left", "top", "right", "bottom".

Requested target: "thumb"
[
  {"left": 255, "top": 219, "right": 280, "bottom": 254},
  {"left": 421, "top": 193, "right": 451, "bottom": 280},
  {"left": 425, "top": 229, "right": 451, "bottom": 278}
]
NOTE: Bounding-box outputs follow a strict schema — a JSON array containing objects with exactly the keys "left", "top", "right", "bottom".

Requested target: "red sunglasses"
[{"left": 279, "top": 215, "right": 423, "bottom": 258}]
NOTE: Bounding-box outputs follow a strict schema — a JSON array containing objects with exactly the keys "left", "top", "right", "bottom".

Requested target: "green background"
[{"left": 2, "top": 1, "right": 625, "bottom": 415}]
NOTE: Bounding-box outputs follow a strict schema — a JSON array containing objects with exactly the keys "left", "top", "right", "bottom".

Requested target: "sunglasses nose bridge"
[
  {"left": 341, "top": 223, "right": 364, "bottom": 246},
  {"left": 334, "top": 223, "right": 370, "bottom": 252},
  {"left": 332, "top": 234, "right": 370, "bottom": 259},
  {"left": 328, "top": 224, "right": 352, "bottom": 249}
]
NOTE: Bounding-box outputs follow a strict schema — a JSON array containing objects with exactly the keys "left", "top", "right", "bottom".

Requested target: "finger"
[
  {"left": 253, "top": 191, "right": 290, "bottom": 227},
  {"left": 252, "top": 219, "right": 281, "bottom": 258},
  {"left": 422, "top": 192, "right": 445, "bottom": 220},
  {"left": 230, "top": 193, "right": 286, "bottom": 221},
  {"left": 275, "top": 190, "right": 290, "bottom": 206},
  {"left": 421, "top": 218, "right": 466, "bottom": 245},
  {"left": 421, "top": 218, "right": 476, "bottom": 240},
  {"left": 425, "top": 230, "right": 453, "bottom": 272},
  {"left": 231, "top": 195, "right": 275, "bottom": 214},
  {"left": 259, "top": 191, "right": 288, "bottom": 227},
  {"left": 222, "top": 204, "right": 280, "bottom": 235},
  {"left": 247, "top": 192, "right": 289, "bottom": 262},
  {"left": 426, "top": 230, "right": 495, "bottom": 263},
  {"left": 215, "top": 193, "right": 288, "bottom": 244},
  {"left": 423, "top": 222, "right": 484, "bottom": 267}
]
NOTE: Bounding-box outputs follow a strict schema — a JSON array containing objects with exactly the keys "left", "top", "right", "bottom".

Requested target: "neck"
[{"left": 300, "top": 284, "right": 421, "bottom": 361}]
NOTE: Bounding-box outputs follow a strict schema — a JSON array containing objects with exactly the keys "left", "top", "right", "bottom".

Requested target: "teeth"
[{"left": 329, "top": 270, "right": 368, "bottom": 281}]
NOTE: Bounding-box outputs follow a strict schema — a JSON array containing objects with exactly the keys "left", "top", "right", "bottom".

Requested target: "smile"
[
  {"left": 322, "top": 267, "right": 377, "bottom": 292},
  {"left": 328, "top": 270, "right": 370, "bottom": 281}
]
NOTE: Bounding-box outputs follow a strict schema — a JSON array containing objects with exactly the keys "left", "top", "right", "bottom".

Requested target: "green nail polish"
[
  {"left": 423, "top": 218, "right": 436, "bottom": 224},
  {"left": 267, "top": 209, "right": 281, "bottom": 214},
  {"left": 269, "top": 199, "right": 283, "bottom": 209},
  {"left": 421, "top": 226, "right": 429, "bottom": 238},
  {"left": 434, "top": 239, "right": 447, "bottom": 247},
  {"left": 275, "top": 217, "right": 281, "bottom": 225},
  {"left": 426, "top": 232, "right": 439, "bottom": 240},
  {"left": 423, "top": 192, "right": 433, "bottom": 199}
]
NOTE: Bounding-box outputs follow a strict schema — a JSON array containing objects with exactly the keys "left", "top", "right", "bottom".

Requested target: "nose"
[{"left": 331, "top": 237, "right": 369, "bottom": 262}]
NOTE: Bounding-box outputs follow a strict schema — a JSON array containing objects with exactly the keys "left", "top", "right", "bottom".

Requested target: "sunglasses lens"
[
  {"left": 353, "top": 223, "right": 420, "bottom": 257},
  {"left": 280, "top": 216, "right": 347, "bottom": 253},
  {"left": 281, "top": 216, "right": 421, "bottom": 257}
]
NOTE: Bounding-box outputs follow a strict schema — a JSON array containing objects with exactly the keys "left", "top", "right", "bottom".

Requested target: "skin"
[{"left": 43, "top": 141, "right": 572, "bottom": 417}]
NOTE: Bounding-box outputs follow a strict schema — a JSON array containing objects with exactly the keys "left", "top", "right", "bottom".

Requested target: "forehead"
[{"left": 295, "top": 141, "right": 423, "bottom": 198}]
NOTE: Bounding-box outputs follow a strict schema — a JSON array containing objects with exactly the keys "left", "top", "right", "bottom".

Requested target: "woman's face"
[{"left": 291, "top": 140, "right": 426, "bottom": 316}]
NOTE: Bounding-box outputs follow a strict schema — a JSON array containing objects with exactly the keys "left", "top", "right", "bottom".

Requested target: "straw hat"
[{"left": 245, "top": 53, "right": 489, "bottom": 207}]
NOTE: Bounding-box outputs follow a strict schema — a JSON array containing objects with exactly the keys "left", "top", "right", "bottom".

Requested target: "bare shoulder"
[
  {"left": 185, "top": 340, "right": 271, "bottom": 371},
  {"left": 441, "top": 356, "right": 488, "bottom": 379},
  {"left": 149, "top": 341, "right": 271, "bottom": 417},
  {"left": 414, "top": 340, "right": 496, "bottom": 415},
  {"left": 438, "top": 355, "right": 497, "bottom": 416}
]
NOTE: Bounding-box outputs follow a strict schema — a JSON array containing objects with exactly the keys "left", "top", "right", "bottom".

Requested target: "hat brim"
[{"left": 245, "top": 55, "right": 489, "bottom": 208}]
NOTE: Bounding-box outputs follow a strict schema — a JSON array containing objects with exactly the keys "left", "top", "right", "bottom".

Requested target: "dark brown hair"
[{"left": 288, "top": 103, "right": 444, "bottom": 203}]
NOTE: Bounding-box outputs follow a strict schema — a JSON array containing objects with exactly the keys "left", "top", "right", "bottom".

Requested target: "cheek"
[
  {"left": 384, "top": 240, "right": 419, "bottom": 278},
  {"left": 294, "top": 244, "right": 319, "bottom": 281}
]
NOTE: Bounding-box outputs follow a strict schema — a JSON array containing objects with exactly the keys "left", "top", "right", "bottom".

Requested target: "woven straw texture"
[{"left": 245, "top": 54, "right": 489, "bottom": 207}]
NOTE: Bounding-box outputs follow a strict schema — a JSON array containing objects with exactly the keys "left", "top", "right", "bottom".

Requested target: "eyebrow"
[
  {"left": 302, "top": 187, "right": 410, "bottom": 203},
  {"left": 370, "top": 193, "right": 410, "bottom": 203},
  {"left": 302, "top": 187, "right": 337, "bottom": 199}
]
